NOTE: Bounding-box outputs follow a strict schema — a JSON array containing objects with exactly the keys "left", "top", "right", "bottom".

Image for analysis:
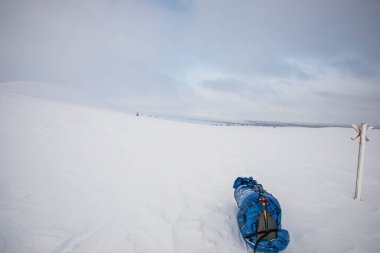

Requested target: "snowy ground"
[{"left": 0, "top": 82, "right": 379, "bottom": 253}]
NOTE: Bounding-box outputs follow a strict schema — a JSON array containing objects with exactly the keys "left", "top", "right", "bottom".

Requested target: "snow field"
[{"left": 0, "top": 83, "right": 379, "bottom": 253}]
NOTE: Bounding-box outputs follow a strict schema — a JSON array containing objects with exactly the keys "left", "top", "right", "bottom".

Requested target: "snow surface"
[{"left": 1, "top": 82, "right": 380, "bottom": 253}]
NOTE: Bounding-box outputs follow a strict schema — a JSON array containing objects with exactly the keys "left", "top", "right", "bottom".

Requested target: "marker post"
[{"left": 351, "top": 123, "right": 373, "bottom": 200}]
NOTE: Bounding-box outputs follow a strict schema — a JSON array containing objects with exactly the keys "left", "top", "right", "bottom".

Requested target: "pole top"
[{"left": 352, "top": 123, "right": 373, "bottom": 141}]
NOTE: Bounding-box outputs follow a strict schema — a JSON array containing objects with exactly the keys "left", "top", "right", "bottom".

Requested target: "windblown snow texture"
[{"left": 0, "top": 82, "right": 380, "bottom": 253}]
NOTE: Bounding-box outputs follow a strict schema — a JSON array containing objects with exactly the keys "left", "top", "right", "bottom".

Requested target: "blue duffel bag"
[{"left": 233, "top": 177, "right": 290, "bottom": 253}]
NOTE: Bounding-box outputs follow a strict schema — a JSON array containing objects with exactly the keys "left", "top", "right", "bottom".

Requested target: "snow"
[{"left": 0, "top": 82, "right": 380, "bottom": 253}]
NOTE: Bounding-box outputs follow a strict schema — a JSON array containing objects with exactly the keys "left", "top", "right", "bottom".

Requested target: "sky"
[{"left": 1, "top": 0, "right": 380, "bottom": 124}]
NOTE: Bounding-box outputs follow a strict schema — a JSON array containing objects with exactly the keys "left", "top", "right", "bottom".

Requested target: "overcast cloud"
[{"left": 1, "top": 0, "right": 379, "bottom": 124}]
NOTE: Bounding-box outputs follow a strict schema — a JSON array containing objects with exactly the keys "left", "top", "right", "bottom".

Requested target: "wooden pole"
[
  {"left": 354, "top": 123, "right": 367, "bottom": 200},
  {"left": 352, "top": 123, "right": 373, "bottom": 200}
]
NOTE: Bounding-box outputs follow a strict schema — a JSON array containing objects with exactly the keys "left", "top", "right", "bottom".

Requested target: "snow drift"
[{"left": 0, "top": 82, "right": 380, "bottom": 253}]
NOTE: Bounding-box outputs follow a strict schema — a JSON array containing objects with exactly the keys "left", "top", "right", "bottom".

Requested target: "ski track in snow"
[{"left": 0, "top": 82, "right": 380, "bottom": 253}]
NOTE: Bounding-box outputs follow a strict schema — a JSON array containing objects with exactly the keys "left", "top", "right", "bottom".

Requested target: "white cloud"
[{"left": 1, "top": 0, "right": 379, "bottom": 124}]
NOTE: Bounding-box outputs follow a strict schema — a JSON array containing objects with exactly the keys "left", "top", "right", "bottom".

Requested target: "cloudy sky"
[{"left": 1, "top": 0, "right": 379, "bottom": 124}]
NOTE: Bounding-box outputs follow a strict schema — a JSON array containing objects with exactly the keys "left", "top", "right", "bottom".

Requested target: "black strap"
[
  {"left": 244, "top": 228, "right": 278, "bottom": 240},
  {"left": 245, "top": 229, "right": 279, "bottom": 253}
]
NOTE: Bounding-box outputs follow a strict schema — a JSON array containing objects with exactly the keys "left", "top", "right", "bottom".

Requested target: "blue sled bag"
[{"left": 233, "top": 177, "right": 290, "bottom": 253}]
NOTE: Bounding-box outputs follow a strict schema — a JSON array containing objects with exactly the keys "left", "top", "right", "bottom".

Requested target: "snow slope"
[{"left": 0, "top": 82, "right": 379, "bottom": 253}]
